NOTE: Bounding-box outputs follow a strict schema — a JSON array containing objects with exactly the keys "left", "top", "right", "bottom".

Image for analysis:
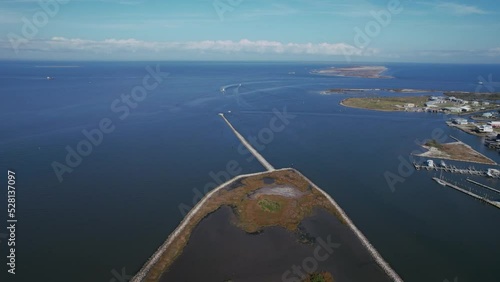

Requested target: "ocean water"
[{"left": 1, "top": 61, "right": 500, "bottom": 282}]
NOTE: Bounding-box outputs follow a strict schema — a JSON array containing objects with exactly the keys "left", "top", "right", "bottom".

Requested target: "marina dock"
[
  {"left": 466, "top": 178, "right": 500, "bottom": 194},
  {"left": 432, "top": 177, "right": 500, "bottom": 210},
  {"left": 413, "top": 162, "right": 500, "bottom": 178}
]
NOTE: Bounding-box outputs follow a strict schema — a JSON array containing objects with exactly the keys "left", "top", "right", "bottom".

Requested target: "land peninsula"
[
  {"left": 339, "top": 92, "right": 500, "bottom": 114},
  {"left": 132, "top": 169, "right": 401, "bottom": 282},
  {"left": 131, "top": 114, "right": 403, "bottom": 282},
  {"left": 341, "top": 96, "right": 429, "bottom": 112},
  {"left": 415, "top": 138, "right": 497, "bottom": 165}
]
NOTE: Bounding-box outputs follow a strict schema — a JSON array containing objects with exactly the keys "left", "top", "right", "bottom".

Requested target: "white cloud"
[
  {"left": 424, "top": 2, "right": 488, "bottom": 15},
  {"left": 3, "top": 37, "right": 376, "bottom": 57},
  {"left": 488, "top": 47, "right": 500, "bottom": 56}
]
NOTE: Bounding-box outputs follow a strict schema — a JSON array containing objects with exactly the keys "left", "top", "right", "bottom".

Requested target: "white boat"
[
  {"left": 440, "top": 160, "right": 447, "bottom": 167},
  {"left": 487, "top": 168, "right": 500, "bottom": 178},
  {"left": 433, "top": 178, "right": 447, "bottom": 186},
  {"left": 426, "top": 160, "right": 435, "bottom": 168},
  {"left": 46, "top": 76, "right": 54, "bottom": 80}
]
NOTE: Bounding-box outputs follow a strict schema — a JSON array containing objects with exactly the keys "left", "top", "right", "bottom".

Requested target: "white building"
[
  {"left": 488, "top": 121, "right": 500, "bottom": 128},
  {"left": 430, "top": 96, "right": 446, "bottom": 101},
  {"left": 453, "top": 118, "right": 468, "bottom": 125},
  {"left": 477, "top": 125, "right": 494, "bottom": 133},
  {"left": 444, "top": 107, "right": 462, "bottom": 113}
]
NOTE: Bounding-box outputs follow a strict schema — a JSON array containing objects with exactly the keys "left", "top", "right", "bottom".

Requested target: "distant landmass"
[{"left": 311, "top": 66, "right": 392, "bottom": 79}]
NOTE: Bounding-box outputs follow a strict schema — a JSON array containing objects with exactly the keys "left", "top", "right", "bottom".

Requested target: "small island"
[
  {"left": 322, "top": 88, "right": 430, "bottom": 95},
  {"left": 415, "top": 138, "right": 497, "bottom": 165},
  {"left": 311, "top": 66, "right": 392, "bottom": 79}
]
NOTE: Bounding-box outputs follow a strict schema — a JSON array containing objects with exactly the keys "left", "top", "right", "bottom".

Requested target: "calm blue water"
[{"left": 1, "top": 61, "right": 500, "bottom": 282}]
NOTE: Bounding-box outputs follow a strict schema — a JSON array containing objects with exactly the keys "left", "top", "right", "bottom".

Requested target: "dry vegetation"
[
  {"left": 341, "top": 96, "right": 429, "bottom": 111},
  {"left": 303, "top": 272, "right": 335, "bottom": 282},
  {"left": 141, "top": 169, "right": 344, "bottom": 282},
  {"left": 418, "top": 140, "right": 497, "bottom": 165}
]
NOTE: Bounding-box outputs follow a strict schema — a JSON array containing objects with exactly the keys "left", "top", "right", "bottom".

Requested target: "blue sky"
[{"left": 1, "top": 0, "right": 499, "bottom": 62}]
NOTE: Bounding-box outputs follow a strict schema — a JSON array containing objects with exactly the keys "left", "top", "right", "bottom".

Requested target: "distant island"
[
  {"left": 311, "top": 66, "right": 392, "bottom": 79},
  {"left": 321, "top": 88, "right": 429, "bottom": 95},
  {"left": 324, "top": 88, "right": 500, "bottom": 98}
]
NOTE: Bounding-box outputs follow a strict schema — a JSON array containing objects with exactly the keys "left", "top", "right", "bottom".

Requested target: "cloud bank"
[
  {"left": 428, "top": 2, "right": 487, "bottom": 15},
  {"left": 2, "top": 37, "right": 378, "bottom": 57}
]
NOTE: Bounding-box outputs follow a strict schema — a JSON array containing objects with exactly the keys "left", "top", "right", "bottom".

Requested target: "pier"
[
  {"left": 466, "top": 178, "right": 500, "bottom": 194},
  {"left": 413, "top": 162, "right": 499, "bottom": 178},
  {"left": 219, "top": 113, "right": 275, "bottom": 171},
  {"left": 432, "top": 177, "right": 500, "bottom": 210}
]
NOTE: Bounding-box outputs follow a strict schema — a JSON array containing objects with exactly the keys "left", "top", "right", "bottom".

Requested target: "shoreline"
[
  {"left": 340, "top": 96, "right": 500, "bottom": 115},
  {"left": 292, "top": 169, "right": 403, "bottom": 282},
  {"left": 446, "top": 121, "right": 499, "bottom": 137},
  {"left": 130, "top": 170, "right": 280, "bottom": 282},
  {"left": 413, "top": 137, "right": 497, "bottom": 166}
]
